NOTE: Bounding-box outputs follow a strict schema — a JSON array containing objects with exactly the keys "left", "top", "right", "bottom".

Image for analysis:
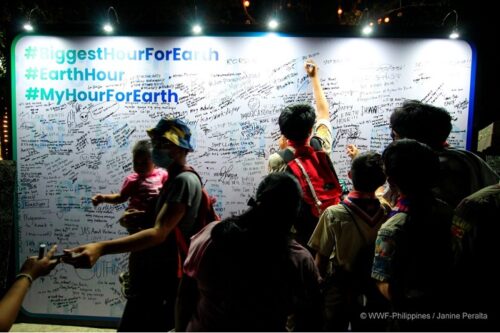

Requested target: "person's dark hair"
[
  {"left": 208, "top": 173, "right": 303, "bottom": 329},
  {"left": 132, "top": 139, "right": 152, "bottom": 157},
  {"left": 383, "top": 139, "right": 440, "bottom": 195},
  {"left": 390, "top": 100, "right": 452, "bottom": 150},
  {"left": 384, "top": 140, "right": 455, "bottom": 311},
  {"left": 212, "top": 172, "right": 302, "bottom": 244},
  {"left": 350, "top": 151, "right": 386, "bottom": 192},
  {"left": 278, "top": 103, "right": 316, "bottom": 141}
]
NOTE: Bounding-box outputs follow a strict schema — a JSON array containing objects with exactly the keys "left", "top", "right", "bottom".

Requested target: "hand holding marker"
[{"left": 38, "top": 244, "right": 46, "bottom": 259}]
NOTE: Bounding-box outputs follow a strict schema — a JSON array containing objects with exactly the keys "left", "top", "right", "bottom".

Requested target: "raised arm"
[{"left": 305, "top": 59, "right": 329, "bottom": 121}]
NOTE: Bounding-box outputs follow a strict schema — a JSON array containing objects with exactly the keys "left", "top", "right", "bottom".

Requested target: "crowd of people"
[{"left": 2, "top": 59, "right": 499, "bottom": 331}]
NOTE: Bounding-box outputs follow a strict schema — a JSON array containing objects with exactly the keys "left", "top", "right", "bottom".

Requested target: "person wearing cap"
[{"left": 63, "top": 118, "right": 202, "bottom": 332}]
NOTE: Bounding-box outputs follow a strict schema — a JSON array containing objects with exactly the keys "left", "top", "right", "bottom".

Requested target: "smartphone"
[
  {"left": 52, "top": 252, "right": 79, "bottom": 260},
  {"left": 51, "top": 254, "right": 68, "bottom": 260}
]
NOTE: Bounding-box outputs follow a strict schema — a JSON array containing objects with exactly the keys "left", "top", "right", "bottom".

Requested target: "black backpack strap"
[
  {"left": 278, "top": 136, "right": 323, "bottom": 162},
  {"left": 277, "top": 148, "right": 296, "bottom": 164},
  {"left": 310, "top": 136, "right": 324, "bottom": 151}
]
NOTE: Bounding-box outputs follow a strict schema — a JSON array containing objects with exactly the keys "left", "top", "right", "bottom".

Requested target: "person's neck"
[
  {"left": 168, "top": 158, "right": 187, "bottom": 173},
  {"left": 348, "top": 190, "right": 377, "bottom": 199},
  {"left": 287, "top": 138, "right": 310, "bottom": 148},
  {"left": 138, "top": 168, "right": 155, "bottom": 177}
]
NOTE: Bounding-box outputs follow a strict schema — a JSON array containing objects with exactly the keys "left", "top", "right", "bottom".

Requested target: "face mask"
[{"left": 152, "top": 148, "right": 174, "bottom": 168}]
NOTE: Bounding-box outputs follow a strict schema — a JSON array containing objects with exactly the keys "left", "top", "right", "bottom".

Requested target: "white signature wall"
[{"left": 13, "top": 35, "right": 473, "bottom": 320}]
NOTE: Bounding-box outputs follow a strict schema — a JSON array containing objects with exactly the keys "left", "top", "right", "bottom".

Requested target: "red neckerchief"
[
  {"left": 389, "top": 196, "right": 410, "bottom": 217},
  {"left": 343, "top": 191, "right": 385, "bottom": 227},
  {"left": 285, "top": 139, "right": 316, "bottom": 159}
]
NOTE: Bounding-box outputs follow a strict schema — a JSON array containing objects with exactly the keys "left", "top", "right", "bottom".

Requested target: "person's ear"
[
  {"left": 348, "top": 170, "right": 352, "bottom": 180},
  {"left": 391, "top": 129, "right": 401, "bottom": 141},
  {"left": 278, "top": 135, "right": 288, "bottom": 149}
]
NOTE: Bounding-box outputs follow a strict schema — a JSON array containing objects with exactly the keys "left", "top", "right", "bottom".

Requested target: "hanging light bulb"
[
  {"left": 362, "top": 25, "right": 373, "bottom": 35},
  {"left": 102, "top": 7, "right": 119, "bottom": 34},
  {"left": 192, "top": 24, "right": 202, "bottom": 34},
  {"left": 23, "top": 23, "right": 34, "bottom": 31},
  {"left": 449, "top": 29, "right": 460, "bottom": 39},
  {"left": 442, "top": 10, "right": 460, "bottom": 40},
  {"left": 103, "top": 23, "right": 113, "bottom": 33},
  {"left": 268, "top": 18, "right": 279, "bottom": 30},
  {"left": 23, "top": 8, "right": 41, "bottom": 32}
]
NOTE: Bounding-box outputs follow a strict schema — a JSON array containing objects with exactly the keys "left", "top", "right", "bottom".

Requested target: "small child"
[
  {"left": 308, "top": 151, "right": 389, "bottom": 331},
  {"left": 92, "top": 139, "right": 168, "bottom": 297},
  {"left": 92, "top": 139, "right": 168, "bottom": 234}
]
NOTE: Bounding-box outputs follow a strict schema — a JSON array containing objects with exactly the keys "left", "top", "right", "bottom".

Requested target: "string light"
[
  {"left": 242, "top": 0, "right": 256, "bottom": 24},
  {"left": 1, "top": 112, "right": 9, "bottom": 159},
  {"left": 103, "top": 7, "right": 119, "bottom": 34}
]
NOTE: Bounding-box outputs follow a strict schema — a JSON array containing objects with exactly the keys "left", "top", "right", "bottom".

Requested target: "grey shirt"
[
  {"left": 128, "top": 170, "right": 202, "bottom": 296},
  {"left": 162, "top": 171, "right": 202, "bottom": 237}
]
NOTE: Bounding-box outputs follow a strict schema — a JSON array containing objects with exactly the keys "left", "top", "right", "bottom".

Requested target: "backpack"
[
  {"left": 436, "top": 148, "right": 499, "bottom": 207},
  {"left": 172, "top": 166, "right": 221, "bottom": 277},
  {"left": 278, "top": 137, "right": 342, "bottom": 218}
]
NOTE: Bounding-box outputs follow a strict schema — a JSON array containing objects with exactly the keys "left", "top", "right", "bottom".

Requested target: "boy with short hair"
[
  {"left": 269, "top": 59, "right": 342, "bottom": 248},
  {"left": 372, "top": 139, "right": 454, "bottom": 331},
  {"left": 308, "top": 151, "right": 389, "bottom": 331},
  {"left": 389, "top": 100, "right": 499, "bottom": 207}
]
